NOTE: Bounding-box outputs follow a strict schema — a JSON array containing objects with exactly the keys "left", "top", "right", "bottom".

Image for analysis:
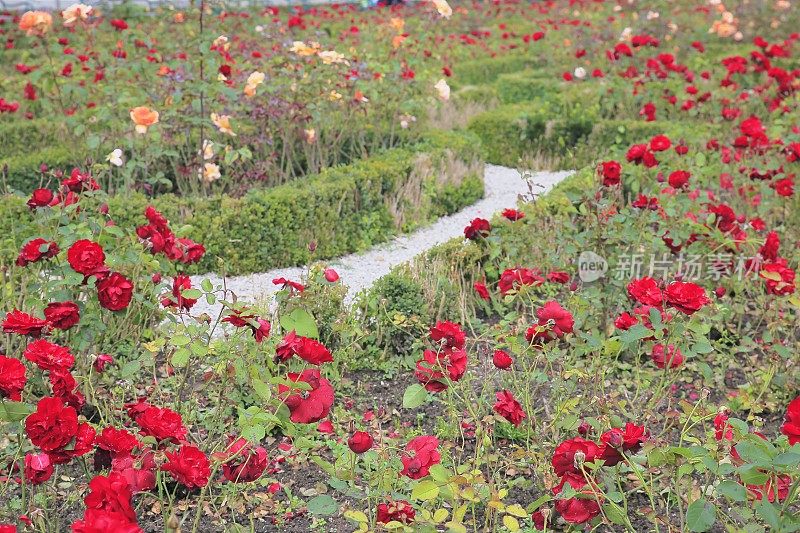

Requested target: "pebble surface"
[{"left": 190, "top": 164, "right": 573, "bottom": 316}]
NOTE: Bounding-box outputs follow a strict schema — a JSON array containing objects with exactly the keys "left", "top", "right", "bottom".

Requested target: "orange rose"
[
  {"left": 19, "top": 11, "right": 53, "bottom": 36},
  {"left": 130, "top": 106, "right": 159, "bottom": 134}
]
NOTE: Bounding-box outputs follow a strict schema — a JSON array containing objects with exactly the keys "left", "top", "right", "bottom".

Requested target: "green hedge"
[
  {"left": 0, "top": 130, "right": 485, "bottom": 276},
  {"left": 452, "top": 54, "right": 545, "bottom": 88},
  {"left": 1, "top": 146, "right": 87, "bottom": 193}
]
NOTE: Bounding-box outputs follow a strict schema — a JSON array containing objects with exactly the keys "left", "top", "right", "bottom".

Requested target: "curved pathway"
[{"left": 190, "top": 164, "right": 573, "bottom": 316}]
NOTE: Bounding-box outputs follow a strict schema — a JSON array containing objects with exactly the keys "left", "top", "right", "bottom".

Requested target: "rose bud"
[
  {"left": 714, "top": 286, "right": 726, "bottom": 298},
  {"left": 569, "top": 281, "right": 579, "bottom": 292},
  {"left": 99, "top": 203, "right": 109, "bottom": 215},
  {"left": 152, "top": 273, "right": 162, "bottom": 284},
  {"left": 492, "top": 349, "right": 513, "bottom": 370},
  {"left": 324, "top": 268, "right": 339, "bottom": 282},
  {"left": 308, "top": 241, "right": 317, "bottom": 252},
  {"left": 348, "top": 431, "right": 373, "bottom": 454},
  {"left": 577, "top": 420, "right": 590, "bottom": 436}
]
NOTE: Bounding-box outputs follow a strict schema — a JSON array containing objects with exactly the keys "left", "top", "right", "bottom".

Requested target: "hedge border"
[{"left": 0, "top": 129, "right": 485, "bottom": 276}]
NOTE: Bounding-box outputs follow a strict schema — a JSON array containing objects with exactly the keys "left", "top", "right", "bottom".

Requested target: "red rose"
[
  {"left": 160, "top": 275, "right": 196, "bottom": 311},
  {"left": 664, "top": 281, "right": 710, "bottom": 314},
  {"left": 97, "top": 272, "right": 134, "bottom": 311},
  {"left": 781, "top": 395, "right": 800, "bottom": 445},
  {"left": 44, "top": 301, "right": 80, "bottom": 330},
  {"left": 627, "top": 277, "right": 663, "bottom": 307},
  {"left": 82, "top": 471, "right": 138, "bottom": 523},
  {"left": 27, "top": 188, "right": 54, "bottom": 209},
  {"left": 760, "top": 261, "right": 796, "bottom": 296},
  {"left": 0, "top": 355, "right": 26, "bottom": 401},
  {"left": 492, "top": 349, "right": 513, "bottom": 369},
  {"left": 24, "top": 339, "right": 74, "bottom": 371},
  {"left": 547, "top": 271, "right": 570, "bottom": 284},
  {"left": 649, "top": 135, "right": 671, "bottom": 152},
  {"left": 217, "top": 437, "right": 268, "bottom": 483},
  {"left": 25, "top": 397, "right": 79, "bottom": 452},
  {"left": 501, "top": 208, "right": 525, "bottom": 221},
  {"left": 275, "top": 331, "right": 333, "bottom": 365},
  {"left": 252, "top": 319, "right": 271, "bottom": 343},
  {"left": 429, "top": 321, "right": 465, "bottom": 350},
  {"left": 347, "top": 431, "right": 374, "bottom": 454},
  {"left": 72, "top": 509, "right": 143, "bottom": 533},
  {"left": 464, "top": 218, "right": 491, "bottom": 240},
  {"left": 759, "top": 231, "right": 780, "bottom": 262},
  {"left": 552, "top": 437, "right": 601, "bottom": 476},
  {"left": 93, "top": 353, "right": 114, "bottom": 372},
  {"left": 95, "top": 427, "right": 139, "bottom": 459},
  {"left": 668, "top": 170, "right": 691, "bottom": 189},
  {"left": 415, "top": 348, "right": 467, "bottom": 392},
  {"left": 599, "top": 160, "right": 621, "bottom": 186},
  {"left": 279, "top": 369, "right": 334, "bottom": 424},
  {"left": 377, "top": 500, "right": 415, "bottom": 524},
  {"left": 525, "top": 301, "right": 574, "bottom": 343},
  {"left": 400, "top": 436, "right": 440, "bottom": 479},
  {"left": 16, "top": 238, "right": 59, "bottom": 267},
  {"left": 498, "top": 267, "right": 544, "bottom": 295},
  {"left": 135, "top": 406, "right": 188, "bottom": 443},
  {"left": 493, "top": 390, "right": 526, "bottom": 426},
  {"left": 3, "top": 310, "right": 48, "bottom": 337},
  {"left": 553, "top": 472, "right": 602, "bottom": 524},
  {"left": 473, "top": 281, "right": 490, "bottom": 300},
  {"left": 67, "top": 240, "right": 106, "bottom": 275},
  {"left": 161, "top": 445, "right": 211, "bottom": 490},
  {"left": 651, "top": 344, "right": 684, "bottom": 369},
  {"left": 24, "top": 453, "right": 54, "bottom": 484}
]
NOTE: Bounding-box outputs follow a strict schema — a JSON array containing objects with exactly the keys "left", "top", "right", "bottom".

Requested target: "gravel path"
[{"left": 190, "top": 164, "right": 573, "bottom": 316}]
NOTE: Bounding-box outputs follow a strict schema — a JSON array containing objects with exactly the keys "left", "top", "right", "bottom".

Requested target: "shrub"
[{"left": 0, "top": 130, "right": 485, "bottom": 276}]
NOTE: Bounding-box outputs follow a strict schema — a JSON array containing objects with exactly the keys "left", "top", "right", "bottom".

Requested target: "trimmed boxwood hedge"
[{"left": 0, "top": 130, "right": 485, "bottom": 276}]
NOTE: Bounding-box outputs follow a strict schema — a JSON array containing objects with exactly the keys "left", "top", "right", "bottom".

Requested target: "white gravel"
[{"left": 190, "top": 164, "right": 573, "bottom": 316}]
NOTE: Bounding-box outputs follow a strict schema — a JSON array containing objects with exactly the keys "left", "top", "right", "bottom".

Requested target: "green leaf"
[
  {"left": 181, "top": 288, "right": 203, "bottom": 299},
  {"left": 280, "top": 308, "right": 319, "bottom": 339},
  {"left": 603, "top": 503, "right": 627, "bottom": 526},
  {"left": 201, "top": 279, "right": 213, "bottom": 292},
  {"left": 402, "top": 384, "right": 427, "bottom": 409},
  {"left": 716, "top": 480, "right": 747, "bottom": 502},
  {"left": 755, "top": 500, "right": 780, "bottom": 529},
  {"left": 307, "top": 494, "right": 337, "bottom": 516},
  {"left": 172, "top": 348, "right": 191, "bottom": 368},
  {"left": 411, "top": 480, "right": 440, "bottom": 501},
  {"left": 686, "top": 498, "right": 716, "bottom": 532},
  {"left": 0, "top": 401, "right": 34, "bottom": 422}
]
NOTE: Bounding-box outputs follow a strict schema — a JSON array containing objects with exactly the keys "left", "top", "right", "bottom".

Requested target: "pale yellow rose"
[
  {"left": 432, "top": 0, "right": 452, "bottom": 18},
  {"left": 434, "top": 79, "right": 450, "bottom": 101},
  {"left": 200, "top": 163, "right": 221, "bottom": 183},
  {"left": 211, "top": 113, "right": 236, "bottom": 136},
  {"left": 244, "top": 71, "right": 265, "bottom": 97},
  {"left": 318, "top": 50, "right": 348, "bottom": 65},
  {"left": 61, "top": 3, "right": 92, "bottom": 26}
]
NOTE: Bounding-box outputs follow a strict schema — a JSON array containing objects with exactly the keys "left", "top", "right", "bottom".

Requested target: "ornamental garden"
[{"left": 0, "top": 0, "right": 799, "bottom": 532}]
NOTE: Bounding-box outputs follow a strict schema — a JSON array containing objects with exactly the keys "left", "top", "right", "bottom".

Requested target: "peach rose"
[
  {"left": 61, "top": 3, "right": 92, "bottom": 27},
  {"left": 130, "top": 106, "right": 159, "bottom": 134},
  {"left": 19, "top": 11, "right": 53, "bottom": 36}
]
